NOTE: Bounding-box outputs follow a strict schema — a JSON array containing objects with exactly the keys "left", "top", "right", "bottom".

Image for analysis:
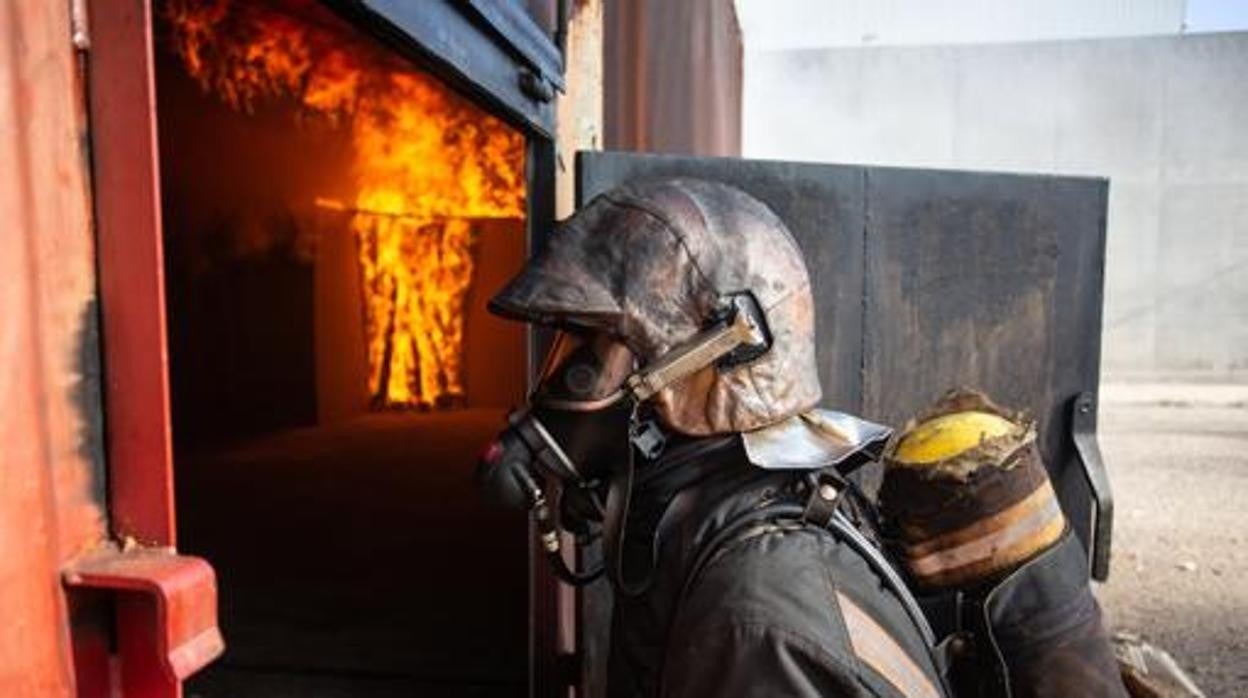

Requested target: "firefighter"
[{"left": 476, "top": 177, "right": 1129, "bottom": 697}]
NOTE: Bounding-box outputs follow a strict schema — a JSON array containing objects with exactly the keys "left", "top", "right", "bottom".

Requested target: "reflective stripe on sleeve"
[{"left": 835, "top": 591, "right": 942, "bottom": 698}]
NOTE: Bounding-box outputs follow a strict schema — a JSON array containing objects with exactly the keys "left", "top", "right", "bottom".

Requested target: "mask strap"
[
  {"left": 625, "top": 295, "right": 769, "bottom": 402},
  {"left": 602, "top": 405, "right": 657, "bottom": 596}
]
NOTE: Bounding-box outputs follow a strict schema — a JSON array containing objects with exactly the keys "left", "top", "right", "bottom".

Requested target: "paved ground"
[{"left": 1096, "top": 382, "right": 1248, "bottom": 697}]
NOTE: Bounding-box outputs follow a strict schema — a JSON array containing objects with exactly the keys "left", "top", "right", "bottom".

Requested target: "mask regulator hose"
[
  {"left": 477, "top": 427, "right": 604, "bottom": 586},
  {"left": 531, "top": 484, "right": 604, "bottom": 586}
]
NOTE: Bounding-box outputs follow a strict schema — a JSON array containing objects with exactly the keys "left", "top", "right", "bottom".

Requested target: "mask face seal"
[
  {"left": 478, "top": 334, "right": 635, "bottom": 491},
  {"left": 530, "top": 332, "right": 637, "bottom": 484},
  {"left": 476, "top": 294, "right": 776, "bottom": 589},
  {"left": 476, "top": 331, "right": 636, "bottom": 585},
  {"left": 533, "top": 332, "right": 636, "bottom": 411}
]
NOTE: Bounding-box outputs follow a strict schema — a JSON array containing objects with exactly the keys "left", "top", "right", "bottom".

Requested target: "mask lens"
[{"left": 535, "top": 332, "right": 634, "bottom": 407}]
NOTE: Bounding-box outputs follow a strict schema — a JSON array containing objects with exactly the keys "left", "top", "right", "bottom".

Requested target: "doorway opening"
[{"left": 153, "top": 1, "right": 530, "bottom": 694}]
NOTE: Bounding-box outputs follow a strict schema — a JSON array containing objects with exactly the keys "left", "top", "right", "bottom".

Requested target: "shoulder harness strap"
[{"left": 675, "top": 470, "right": 951, "bottom": 693}]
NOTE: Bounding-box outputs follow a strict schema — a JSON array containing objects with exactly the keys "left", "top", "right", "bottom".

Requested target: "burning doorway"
[{"left": 154, "top": 1, "right": 531, "bottom": 694}]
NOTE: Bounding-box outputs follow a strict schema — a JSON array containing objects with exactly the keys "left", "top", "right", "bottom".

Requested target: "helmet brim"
[{"left": 488, "top": 252, "right": 621, "bottom": 331}]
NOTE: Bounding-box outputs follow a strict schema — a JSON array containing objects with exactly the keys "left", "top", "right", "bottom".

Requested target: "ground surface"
[{"left": 1097, "top": 382, "right": 1248, "bottom": 698}]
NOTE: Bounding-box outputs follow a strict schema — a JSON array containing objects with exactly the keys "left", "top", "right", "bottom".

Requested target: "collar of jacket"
[{"left": 609, "top": 435, "right": 805, "bottom": 696}]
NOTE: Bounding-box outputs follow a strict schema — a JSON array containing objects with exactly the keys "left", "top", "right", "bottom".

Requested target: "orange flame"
[{"left": 165, "top": 0, "right": 525, "bottom": 408}]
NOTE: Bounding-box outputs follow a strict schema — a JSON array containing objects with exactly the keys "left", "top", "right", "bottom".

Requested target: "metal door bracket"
[
  {"left": 64, "top": 546, "right": 224, "bottom": 682},
  {"left": 1070, "top": 391, "right": 1114, "bottom": 581},
  {"left": 519, "top": 68, "right": 558, "bottom": 103},
  {"left": 71, "top": 0, "right": 91, "bottom": 50}
]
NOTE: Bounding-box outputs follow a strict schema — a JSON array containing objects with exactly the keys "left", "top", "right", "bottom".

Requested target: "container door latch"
[
  {"left": 1070, "top": 391, "right": 1114, "bottom": 582},
  {"left": 64, "top": 546, "right": 225, "bottom": 688}
]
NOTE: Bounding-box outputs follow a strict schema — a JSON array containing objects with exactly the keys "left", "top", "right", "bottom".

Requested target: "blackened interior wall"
[
  {"left": 464, "top": 218, "right": 528, "bottom": 408},
  {"left": 156, "top": 33, "right": 354, "bottom": 444}
]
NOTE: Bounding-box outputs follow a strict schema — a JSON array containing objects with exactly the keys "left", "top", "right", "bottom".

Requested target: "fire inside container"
[
  {"left": 165, "top": 0, "right": 525, "bottom": 409},
  {"left": 154, "top": 0, "right": 530, "bottom": 693}
]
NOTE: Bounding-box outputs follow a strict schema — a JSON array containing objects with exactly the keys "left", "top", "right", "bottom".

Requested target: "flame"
[
  {"left": 165, "top": 0, "right": 525, "bottom": 408},
  {"left": 163, "top": 0, "right": 524, "bottom": 407}
]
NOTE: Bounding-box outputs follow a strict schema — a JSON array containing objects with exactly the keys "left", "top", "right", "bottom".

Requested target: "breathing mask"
[{"left": 476, "top": 294, "right": 772, "bottom": 586}]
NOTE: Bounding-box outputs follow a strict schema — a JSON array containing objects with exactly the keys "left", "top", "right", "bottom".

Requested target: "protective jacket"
[
  {"left": 606, "top": 433, "right": 1128, "bottom": 698},
  {"left": 607, "top": 435, "right": 945, "bottom": 698}
]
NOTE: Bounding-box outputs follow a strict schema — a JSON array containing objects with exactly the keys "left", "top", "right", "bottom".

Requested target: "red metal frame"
[
  {"left": 83, "top": 2, "right": 218, "bottom": 696},
  {"left": 88, "top": 0, "right": 176, "bottom": 549},
  {"left": 82, "top": 4, "right": 561, "bottom": 696}
]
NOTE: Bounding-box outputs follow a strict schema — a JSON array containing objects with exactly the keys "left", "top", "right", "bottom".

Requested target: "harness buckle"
[
  {"left": 802, "top": 471, "right": 845, "bottom": 527},
  {"left": 630, "top": 419, "right": 668, "bottom": 460}
]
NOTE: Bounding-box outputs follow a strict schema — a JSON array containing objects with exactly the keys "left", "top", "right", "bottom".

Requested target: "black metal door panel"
[
  {"left": 348, "top": 0, "right": 559, "bottom": 136},
  {"left": 859, "top": 168, "right": 1109, "bottom": 564}
]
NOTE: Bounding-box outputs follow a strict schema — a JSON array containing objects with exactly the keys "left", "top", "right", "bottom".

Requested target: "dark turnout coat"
[
  {"left": 607, "top": 436, "right": 945, "bottom": 698},
  {"left": 606, "top": 436, "right": 1127, "bottom": 698}
]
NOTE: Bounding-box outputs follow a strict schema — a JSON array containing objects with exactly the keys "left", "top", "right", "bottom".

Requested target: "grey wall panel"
[
  {"left": 745, "top": 32, "right": 1248, "bottom": 377},
  {"left": 577, "top": 150, "right": 1107, "bottom": 537}
]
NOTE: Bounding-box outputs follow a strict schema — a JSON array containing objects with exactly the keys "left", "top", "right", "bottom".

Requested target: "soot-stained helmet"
[{"left": 490, "top": 178, "right": 822, "bottom": 436}]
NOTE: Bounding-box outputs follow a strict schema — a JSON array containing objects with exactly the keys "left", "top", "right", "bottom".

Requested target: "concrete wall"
[
  {"left": 736, "top": 0, "right": 1183, "bottom": 50},
  {"left": 744, "top": 32, "right": 1248, "bottom": 379}
]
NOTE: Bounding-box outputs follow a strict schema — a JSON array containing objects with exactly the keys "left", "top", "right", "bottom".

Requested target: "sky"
[
  {"left": 1184, "top": 0, "right": 1248, "bottom": 32},
  {"left": 736, "top": 0, "right": 1248, "bottom": 52}
]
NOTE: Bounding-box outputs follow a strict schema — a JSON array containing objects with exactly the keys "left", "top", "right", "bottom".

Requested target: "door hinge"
[
  {"left": 519, "top": 67, "right": 557, "bottom": 103},
  {"left": 71, "top": 0, "right": 91, "bottom": 50}
]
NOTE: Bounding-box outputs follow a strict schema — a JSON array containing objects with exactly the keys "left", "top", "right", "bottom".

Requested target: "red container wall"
[{"left": 0, "top": 1, "right": 111, "bottom": 695}]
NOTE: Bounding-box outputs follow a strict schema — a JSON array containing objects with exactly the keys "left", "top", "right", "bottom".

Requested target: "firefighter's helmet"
[{"left": 490, "top": 178, "right": 822, "bottom": 436}]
